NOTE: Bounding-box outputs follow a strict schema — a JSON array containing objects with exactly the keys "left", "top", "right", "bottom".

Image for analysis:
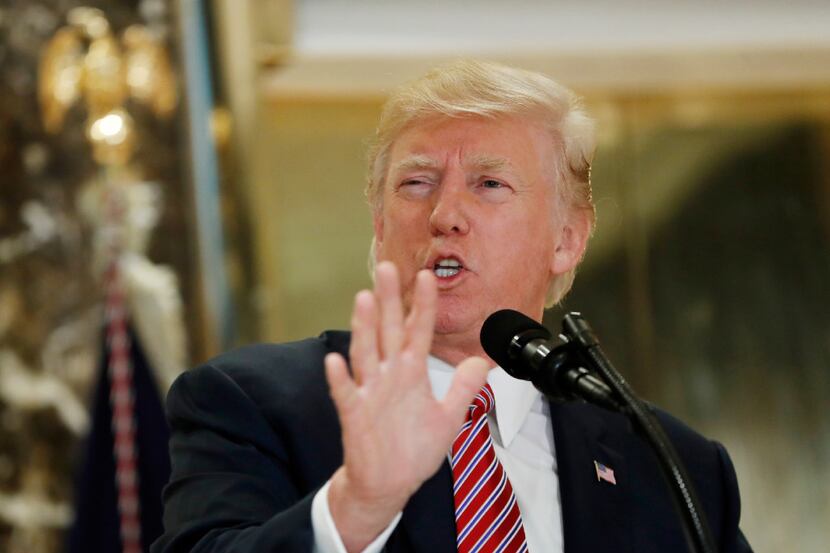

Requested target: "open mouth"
[{"left": 433, "top": 257, "right": 463, "bottom": 278}]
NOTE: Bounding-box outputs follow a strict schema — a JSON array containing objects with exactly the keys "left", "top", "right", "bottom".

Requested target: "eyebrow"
[
  {"left": 392, "top": 155, "right": 441, "bottom": 174},
  {"left": 392, "top": 154, "right": 513, "bottom": 174},
  {"left": 466, "top": 153, "right": 510, "bottom": 173}
]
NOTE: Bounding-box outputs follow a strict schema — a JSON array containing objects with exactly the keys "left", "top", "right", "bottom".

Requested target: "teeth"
[
  {"left": 436, "top": 258, "right": 461, "bottom": 268},
  {"left": 432, "top": 257, "right": 462, "bottom": 278},
  {"left": 435, "top": 267, "right": 460, "bottom": 278}
]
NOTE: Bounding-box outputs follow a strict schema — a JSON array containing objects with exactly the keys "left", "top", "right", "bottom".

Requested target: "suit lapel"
[
  {"left": 551, "top": 401, "right": 633, "bottom": 553},
  {"left": 396, "top": 401, "right": 634, "bottom": 553},
  {"left": 396, "top": 460, "right": 457, "bottom": 553}
]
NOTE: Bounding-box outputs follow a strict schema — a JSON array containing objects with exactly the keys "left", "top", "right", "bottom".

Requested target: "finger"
[
  {"left": 396, "top": 349, "right": 433, "bottom": 391},
  {"left": 348, "top": 290, "right": 379, "bottom": 385},
  {"left": 375, "top": 261, "right": 405, "bottom": 361},
  {"left": 441, "top": 356, "right": 491, "bottom": 428},
  {"left": 325, "top": 352, "right": 359, "bottom": 414},
  {"left": 404, "top": 270, "right": 437, "bottom": 358}
]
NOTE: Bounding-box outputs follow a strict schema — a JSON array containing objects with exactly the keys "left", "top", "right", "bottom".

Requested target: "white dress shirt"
[{"left": 312, "top": 356, "right": 564, "bottom": 553}]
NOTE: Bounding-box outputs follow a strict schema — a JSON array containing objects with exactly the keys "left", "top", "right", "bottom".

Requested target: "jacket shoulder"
[
  {"left": 203, "top": 329, "right": 349, "bottom": 375},
  {"left": 174, "top": 330, "right": 350, "bottom": 399}
]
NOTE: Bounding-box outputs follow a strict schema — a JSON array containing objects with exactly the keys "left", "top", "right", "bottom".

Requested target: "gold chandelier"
[{"left": 38, "top": 6, "right": 177, "bottom": 167}]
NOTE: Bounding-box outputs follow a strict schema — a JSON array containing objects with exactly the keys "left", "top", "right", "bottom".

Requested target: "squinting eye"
[
  {"left": 482, "top": 179, "right": 504, "bottom": 189},
  {"left": 399, "top": 177, "right": 434, "bottom": 187},
  {"left": 397, "top": 179, "right": 433, "bottom": 197}
]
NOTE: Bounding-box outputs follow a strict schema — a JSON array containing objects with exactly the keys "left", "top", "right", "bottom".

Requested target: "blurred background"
[{"left": 1, "top": 0, "right": 829, "bottom": 551}]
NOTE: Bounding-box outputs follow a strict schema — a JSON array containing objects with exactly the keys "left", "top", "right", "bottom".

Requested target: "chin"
[
  {"left": 433, "top": 305, "right": 482, "bottom": 337},
  {"left": 433, "top": 312, "right": 458, "bottom": 335}
]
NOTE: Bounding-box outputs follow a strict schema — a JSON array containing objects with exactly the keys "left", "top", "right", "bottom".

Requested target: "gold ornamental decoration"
[
  {"left": 38, "top": 6, "right": 177, "bottom": 167},
  {"left": 37, "top": 10, "right": 184, "bottom": 553}
]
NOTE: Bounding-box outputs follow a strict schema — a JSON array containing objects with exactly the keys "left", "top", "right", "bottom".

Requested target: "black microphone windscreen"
[{"left": 480, "top": 309, "right": 550, "bottom": 373}]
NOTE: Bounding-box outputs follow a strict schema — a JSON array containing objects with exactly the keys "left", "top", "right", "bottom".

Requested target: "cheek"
[
  {"left": 384, "top": 207, "right": 428, "bottom": 243},
  {"left": 379, "top": 219, "right": 409, "bottom": 259},
  {"left": 376, "top": 213, "right": 428, "bottom": 279},
  {"left": 485, "top": 212, "right": 556, "bottom": 277}
]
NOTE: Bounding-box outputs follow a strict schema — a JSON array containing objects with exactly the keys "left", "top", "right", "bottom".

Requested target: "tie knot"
[{"left": 470, "top": 383, "right": 495, "bottom": 417}]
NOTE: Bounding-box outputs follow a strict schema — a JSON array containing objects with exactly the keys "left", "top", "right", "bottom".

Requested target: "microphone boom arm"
[{"left": 561, "top": 313, "right": 717, "bottom": 553}]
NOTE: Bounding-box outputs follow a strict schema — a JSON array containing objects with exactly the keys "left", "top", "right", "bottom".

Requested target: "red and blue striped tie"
[{"left": 451, "top": 383, "right": 529, "bottom": 553}]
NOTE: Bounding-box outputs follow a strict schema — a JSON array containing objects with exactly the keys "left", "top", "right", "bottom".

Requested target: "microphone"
[
  {"left": 482, "top": 310, "right": 716, "bottom": 553},
  {"left": 480, "top": 309, "right": 622, "bottom": 411}
]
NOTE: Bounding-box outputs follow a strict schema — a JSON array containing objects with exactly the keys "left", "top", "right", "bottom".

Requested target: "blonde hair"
[{"left": 367, "top": 59, "right": 596, "bottom": 306}]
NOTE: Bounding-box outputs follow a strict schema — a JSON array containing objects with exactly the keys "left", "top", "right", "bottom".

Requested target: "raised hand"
[{"left": 325, "top": 261, "right": 490, "bottom": 552}]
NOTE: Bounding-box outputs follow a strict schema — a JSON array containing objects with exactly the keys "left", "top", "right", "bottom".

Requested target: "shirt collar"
[{"left": 427, "top": 355, "right": 540, "bottom": 448}]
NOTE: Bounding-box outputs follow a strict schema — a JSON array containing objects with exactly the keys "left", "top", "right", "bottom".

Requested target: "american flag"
[{"left": 594, "top": 460, "right": 617, "bottom": 485}]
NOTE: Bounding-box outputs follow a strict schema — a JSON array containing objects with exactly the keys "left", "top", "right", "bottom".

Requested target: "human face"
[{"left": 374, "top": 115, "right": 581, "bottom": 360}]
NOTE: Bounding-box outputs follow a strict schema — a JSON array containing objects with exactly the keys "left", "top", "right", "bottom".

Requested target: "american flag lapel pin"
[{"left": 594, "top": 460, "right": 617, "bottom": 485}]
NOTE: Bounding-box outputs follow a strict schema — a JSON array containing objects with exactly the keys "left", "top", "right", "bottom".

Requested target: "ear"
[{"left": 550, "top": 208, "right": 592, "bottom": 276}]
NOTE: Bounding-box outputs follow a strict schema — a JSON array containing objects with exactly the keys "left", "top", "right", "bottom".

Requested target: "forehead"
[{"left": 386, "top": 115, "right": 555, "bottom": 176}]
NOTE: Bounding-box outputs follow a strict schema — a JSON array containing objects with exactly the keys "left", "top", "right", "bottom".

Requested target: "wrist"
[{"left": 327, "top": 467, "right": 408, "bottom": 553}]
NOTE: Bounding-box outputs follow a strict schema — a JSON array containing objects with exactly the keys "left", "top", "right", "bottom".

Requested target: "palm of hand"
[{"left": 325, "top": 262, "right": 489, "bottom": 548}]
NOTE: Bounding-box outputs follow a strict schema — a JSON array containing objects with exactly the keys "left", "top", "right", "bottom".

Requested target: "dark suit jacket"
[{"left": 152, "top": 331, "right": 752, "bottom": 553}]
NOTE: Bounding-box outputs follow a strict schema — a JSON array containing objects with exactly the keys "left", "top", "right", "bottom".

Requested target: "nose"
[{"left": 429, "top": 172, "right": 471, "bottom": 236}]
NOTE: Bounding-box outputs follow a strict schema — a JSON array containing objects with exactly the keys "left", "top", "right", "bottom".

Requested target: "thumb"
[{"left": 442, "top": 356, "right": 491, "bottom": 429}]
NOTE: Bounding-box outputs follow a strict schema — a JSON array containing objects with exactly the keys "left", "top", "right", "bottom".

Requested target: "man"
[{"left": 153, "top": 60, "right": 752, "bottom": 553}]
